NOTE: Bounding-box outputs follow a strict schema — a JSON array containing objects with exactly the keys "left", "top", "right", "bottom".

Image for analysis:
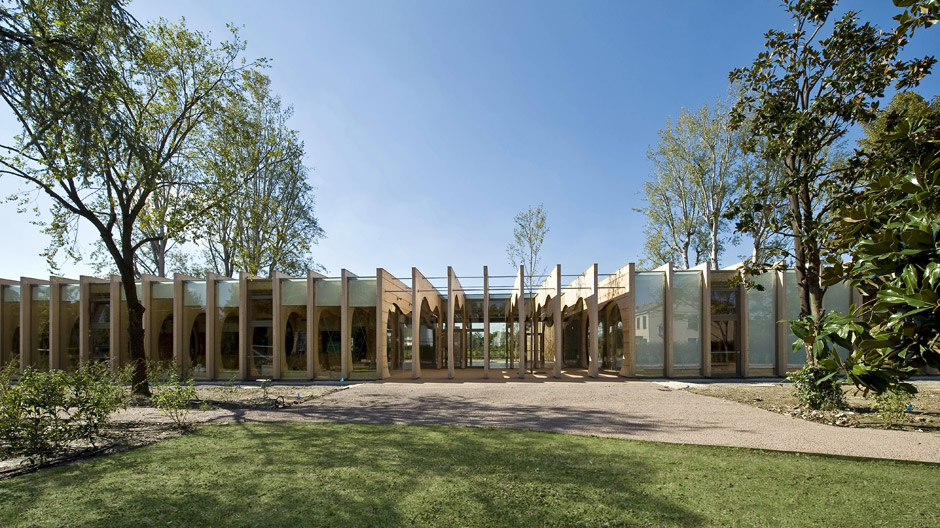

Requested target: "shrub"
[
  {"left": 870, "top": 388, "right": 914, "bottom": 428},
  {"left": 788, "top": 365, "right": 847, "bottom": 411},
  {"left": 0, "top": 363, "right": 126, "bottom": 464},
  {"left": 151, "top": 374, "right": 197, "bottom": 430}
]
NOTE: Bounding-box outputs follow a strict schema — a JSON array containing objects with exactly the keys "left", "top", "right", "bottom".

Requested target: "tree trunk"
[
  {"left": 119, "top": 262, "right": 150, "bottom": 396},
  {"left": 710, "top": 223, "right": 720, "bottom": 270}
]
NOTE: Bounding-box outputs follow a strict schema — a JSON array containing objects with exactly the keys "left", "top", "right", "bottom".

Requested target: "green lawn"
[{"left": 1, "top": 423, "right": 938, "bottom": 527}]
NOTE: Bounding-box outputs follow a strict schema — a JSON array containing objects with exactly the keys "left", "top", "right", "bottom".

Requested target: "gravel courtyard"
[{"left": 114, "top": 372, "right": 940, "bottom": 463}]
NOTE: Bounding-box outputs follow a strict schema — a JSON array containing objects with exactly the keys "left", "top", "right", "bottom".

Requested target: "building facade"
[{"left": 2, "top": 262, "right": 924, "bottom": 381}]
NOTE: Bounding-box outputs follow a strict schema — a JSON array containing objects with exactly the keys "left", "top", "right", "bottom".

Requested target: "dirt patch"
[{"left": 687, "top": 381, "right": 940, "bottom": 432}]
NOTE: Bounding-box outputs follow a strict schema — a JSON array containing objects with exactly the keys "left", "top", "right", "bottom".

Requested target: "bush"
[
  {"left": 151, "top": 374, "right": 197, "bottom": 430},
  {"left": 0, "top": 362, "right": 126, "bottom": 464},
  {"left": 870, "top": 388, "right": 914, "bottom": 428},
  {"left": 788, "top": 365, "right": 847, "bottom": 411}
]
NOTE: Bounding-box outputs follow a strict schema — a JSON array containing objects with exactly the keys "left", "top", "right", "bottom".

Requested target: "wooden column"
[
  {"left": 517, "top": 265, "right": 526, "bottom": 379},
  {"left": 483, "top": 266, "right": 490, "bottom": 379},
  {"left": 588, "top": 263, "right": 599, "bottom": 378},
  {"left": 553, "top": 265, "right": 563, "bottom": 379},
  {"left": 447, "top": 266, "right": 455, "bottom": 379}
]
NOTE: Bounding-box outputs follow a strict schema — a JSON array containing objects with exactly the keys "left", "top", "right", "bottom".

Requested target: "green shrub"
[
  {"left": 0, "top": 363, "right": 126, "bottom": 464},
  {"left": 870, "top": 388, "right": 914, "bottom": 428},
  {"left": 151, "top": 375, "right": 197, "bottom": 430},
  {"left": 788, "top": 365, "right": 847, "bottom": 411}
]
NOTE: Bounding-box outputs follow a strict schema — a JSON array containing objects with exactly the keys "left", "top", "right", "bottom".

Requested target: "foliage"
[
  {"left": 151, "top": 374, "right": 197, "bottom": 430},
  {"left": 821, "top": 96, "right": 940, "bottom": 392},
  {"left": 639, "top": 96, "right": 742, "bottom": 269},
  {"left": 869, "top": 388, "right": 914, "bottom": 428},
  {"left": 507, "top": 203, "right": 549, "bottom": 301},
  {"left": 787, "top": 364, "right": 846, "bottom": 411},
  {"left": 0, "top": 363, "right": 126, "bottom": 464},
  {"left": 0, "top": 1, "right": 259, "bottom": 394},
  {"left": 728, "top": 0, "right": 938, "bottom": 342},
  {"left": 199, "top": 70, "right": 324, "bottom": 277}
]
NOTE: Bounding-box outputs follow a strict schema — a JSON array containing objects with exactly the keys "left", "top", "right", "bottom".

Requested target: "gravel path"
[{"left": 117, "top": 378, "right": 940, "bottom": 463}]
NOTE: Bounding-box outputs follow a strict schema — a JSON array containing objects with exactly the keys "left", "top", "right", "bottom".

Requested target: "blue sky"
[{"left": 1, "top": 0, "right": 938, "bottom": 282}]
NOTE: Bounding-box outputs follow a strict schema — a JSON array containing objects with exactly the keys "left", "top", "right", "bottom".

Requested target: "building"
[{"left": 1, "top": 262, "right": 931, "bottom": 380}]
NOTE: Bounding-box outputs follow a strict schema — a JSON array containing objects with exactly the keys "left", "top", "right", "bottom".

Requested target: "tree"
[
  {"left": 199, "top": 70, "right": 324, "bottom": 277},
  {"left": 0, "top": 1, "right": 254, "bottom": 394},
  {"left": 729, "top": 0, "right": 938, "bottom": 366},
  {"left": 640, "top": 97, "right": 742, "bottom": 269},
  {"left": 822, "top": 92, "right": 940, "bottom": 392},
  {"left": 507, "top": 204, "right": 549, "bottom": 368}
]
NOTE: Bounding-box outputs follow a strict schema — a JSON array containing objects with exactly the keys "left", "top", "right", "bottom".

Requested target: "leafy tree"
[
  {"left": 640, "top": 97, "right": 742, "bottom": 269},
  {"left": 822, "top": 93, "right": 940, "bottom": 392},
  {"left": 199, "top": 70, "right": 324, "bottom": 277},
  {"left": 507, "top": 203, "right": 549, "bottom": 367},
  {"left": 728, "top": 0, "right": 938, "bottom": 365},
  {"left": 0, "top": 1, "right": 254, "bottom": 394}
]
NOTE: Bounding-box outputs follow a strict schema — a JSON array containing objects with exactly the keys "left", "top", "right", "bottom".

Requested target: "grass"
[{"left": 1, "top": 423, "right": 938, "bottom": 527}]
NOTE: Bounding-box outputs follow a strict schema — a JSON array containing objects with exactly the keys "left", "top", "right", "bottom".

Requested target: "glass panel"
[
  {"left": 61, "top": 284, "right": 80, "bottom": 303},
  {"left": 152, "top": 282, "right": 174, "bottom": 299},
  {"left": 248, "top": 280, "right": 273, "bottom": 379},
  {"left": 314, "top": 278, "right": 341, "bottom": 306},
  {"left": 785, "top": 270, "right": 804, "bottom": 368},
  {"left": 184, "top": 281, "right": 206, "bottom": 307},
  {"left": 349, "top": 278, "right": 377, "bottom": 307},
  {"left": 281, "top": 279, "right": 308, "bottom": 307},
  {"left": 88, "top": 283, "right": 110, "bottom": 364},
  {"left": 2, "top": 285, "right": 21, "bottom": 303},
  {"left": 217, "top": 280, "right": 239, "bottom": 308},
  {"left": 673, "top": 271, "right": 702, "bottom": 370},
  {"left": 1, "top": 286, "right": 20, "bottom": 368},
  {"left": 350, "top": 307, "right": 376, "bottom": 377},
  {"left": 31, "top": 284, "right": 49, "bottom": 301},
  {"left": 214, "top": 281, "right": 237, "bottom": 378},
  {"left": 59, "top": 284, "right": 80, "bottom": 370},
  {"left": 635, "top": 272, "right": 665, "bottom": 371},
  {"left": 281, "top": 278, "right": 308, "bottom": 377},
  {"left": 30, "top": 285, "right": 50, "bottom": 370},
  {"left": 711, "top": 320, "right": 738, "bottom": 375},
  {"left": 316, "top": 307, "right": 342, "bottom": 377},
  {"left": 747, "top": 273, "right": 776, "bottom": 370},
  {"left": 182, "top": 281, "right": 207, "bottom": 378}
]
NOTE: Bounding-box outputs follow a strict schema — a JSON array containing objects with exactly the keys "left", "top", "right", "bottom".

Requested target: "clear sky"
[{"left": 1, "top": 0, "right": 938, "bottom": 283}]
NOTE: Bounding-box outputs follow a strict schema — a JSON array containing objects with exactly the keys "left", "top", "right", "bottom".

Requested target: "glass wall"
[
  {"left": 562, "top": 309, "right": 583, "bottom": 368},
  {"left": 823, "top": 281, "right": 851, "bottom": 360},
  {"left": 247, "top": 280, "right": 273, "bottom": 379},
  {"left": 635, "top": 272, "right": 665, "bottom": 374},
  {"left": 182, "top": 281, "right": 208, "bottom": 378},
  {"left": 1, "top": 285, "right": 19, "bottom": 368},
  {"left": 58, "top": 284, "right": 80, "bottom": 370},
  {"left": 280, "top": 279, "right": 308, "bottom": 379},
  {"left": 150, "top": 282, "right": 174, "bottom": 362},
  {"left": 487, "top": 297, "right": 509, "bottom": 368},
  {"left": 673, "top": 271, "right": 703, "bottom": 374},
  {"left": 314, "top": 278, "right": 342, "bottom": 379},
  {"left": 784, "top": 270, "right": 804, "bottom": 369},
  {"left": 747, "top": 273, "right": 776, "bottom": 375},
  {"left": 349, "top": 277, "right": 377, "bottom": 379},
  {"left": 601, "top": 306, "right": 623, "bottom": 370},
  {"left": 214, "top": 280, "right": 238, "bottom": 379},
  {"left": 88, "top": 283, "right": 110, "bottom": 364},
  {"left": 29, "top": 284, "right": 50, "bottom": 370}
]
